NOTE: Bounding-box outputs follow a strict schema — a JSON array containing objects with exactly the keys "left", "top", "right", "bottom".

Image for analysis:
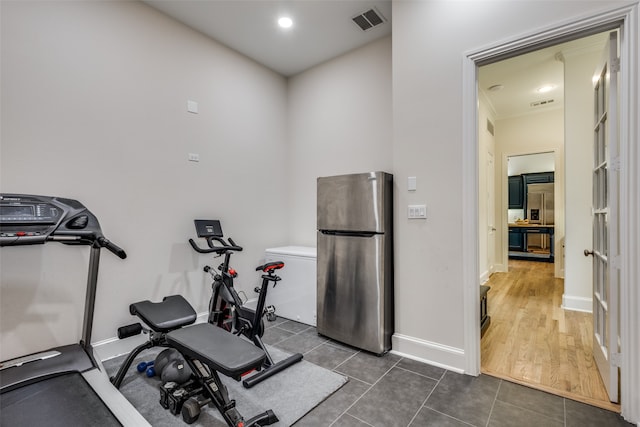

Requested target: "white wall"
[
  {"left": 563, "top": 46, "right": 605, "bottom": 311},
  {"left": 391, "top": 0, "right": 632, "bottom": 368},
  {"left": 0, "top": 1, "right": 289, "bottom": 360},
  {"left": 508, "top": 152, "right": 555, "bottom": 176},
  {"left": 287, "top": 37, "right": 393, "bottom": 245}
]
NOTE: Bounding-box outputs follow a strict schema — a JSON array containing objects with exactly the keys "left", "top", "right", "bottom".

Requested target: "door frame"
[{"left": 461, "top": 3, "right": 639, "bottom": 422}]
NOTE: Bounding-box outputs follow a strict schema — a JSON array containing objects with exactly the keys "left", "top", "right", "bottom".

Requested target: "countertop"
[{"left": 508, "top": 223, "right": 555, "bottom": 228}]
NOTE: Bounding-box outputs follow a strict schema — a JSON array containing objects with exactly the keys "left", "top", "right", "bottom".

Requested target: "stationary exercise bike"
[{"left": 188, "top": 219, "right": 303, "bottom": 388}]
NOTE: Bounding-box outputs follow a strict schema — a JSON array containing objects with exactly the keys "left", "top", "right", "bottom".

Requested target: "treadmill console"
[{"left": 0, "top": 194, "right": 101, "bottom": 246}]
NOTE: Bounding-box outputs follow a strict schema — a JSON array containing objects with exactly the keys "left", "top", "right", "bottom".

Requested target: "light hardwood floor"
[{"left": 481, "top": 259, "right": 620, "bottom": 412}]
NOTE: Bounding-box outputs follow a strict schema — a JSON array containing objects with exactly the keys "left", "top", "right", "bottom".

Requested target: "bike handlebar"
[{"left": 189, "top": 236, "right": 243, "bottom": 254}]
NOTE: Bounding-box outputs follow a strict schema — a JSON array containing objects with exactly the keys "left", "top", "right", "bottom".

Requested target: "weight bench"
[{"left": 110, "top": 295, "right": 278, "bottom": 426}]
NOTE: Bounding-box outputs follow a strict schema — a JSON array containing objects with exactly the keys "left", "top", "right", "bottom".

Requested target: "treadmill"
[{"left": 0, "top": 194, "right": 150, "bottom": 426}]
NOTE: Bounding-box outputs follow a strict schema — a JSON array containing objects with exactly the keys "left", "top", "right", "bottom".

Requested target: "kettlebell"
[
  {"left": 154, "top": 349, "right": 180, "bottom": 378},
  {"left": 161, "top": 358, "right": 192, "bottom": 384}
]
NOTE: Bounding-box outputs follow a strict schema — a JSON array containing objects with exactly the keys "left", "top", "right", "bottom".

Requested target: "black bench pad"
[
  {"left": 130, "top": 295, "right": 197, "bottom": 332},
  {"left": 166, "top": 323, "right": 266, "bottom": 379}
]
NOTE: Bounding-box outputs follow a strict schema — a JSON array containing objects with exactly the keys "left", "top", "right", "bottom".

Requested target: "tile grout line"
[
  {"left": 394, "top": 364, "right": 447, "bottom": 383},
  {"left": 485, "top": 379, "right": 502, "bottom": 427},
  {"left": 494, "top": 397, "right": 566, "bottom": 425},
  {"left": 330, "top": 357, "right": 403, "bottom": 426},
  {"left": 417, "top": 370, "right": 478, "bottom": 427},
  {"left": 265, "top": 321, "right": 310, "bottom": 345},
  {"left": 405, "top": 368, "right": 446, "bottom": 426},
  {"left": 344, "top": 413, "right": 376, "bottom": 427},
  {"left": 299, "top": 334, "right": 333, "bottom": 356},
  {"left": 270, "top": 321, "right": 349, "bottom": 358},
  {"left": 332, "top": 348, "right": 361, "bottom": 372},
  {"left": 424, "top": 408, "right": 479, "bottom": 427}
]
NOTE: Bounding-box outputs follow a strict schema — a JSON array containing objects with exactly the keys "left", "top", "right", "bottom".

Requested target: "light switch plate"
[
  {"left": 408, "top": 204, "right": 427, "bottom": 219},
  {"left": 408, "top": 176, "right": 417, "bottom": 191}
]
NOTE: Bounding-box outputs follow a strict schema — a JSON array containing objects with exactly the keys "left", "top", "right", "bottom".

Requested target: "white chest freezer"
[{"left": 263, "top": 246, "right": 317, "bottom": 326}]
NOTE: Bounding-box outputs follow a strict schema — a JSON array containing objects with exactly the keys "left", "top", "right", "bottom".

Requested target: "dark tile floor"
[{"left": 262, "top": 318, "right": 633, "bottom": 427}]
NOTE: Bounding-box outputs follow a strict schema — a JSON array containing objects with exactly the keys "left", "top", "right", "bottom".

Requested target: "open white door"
[
  {"left": 588, "top": 31, "right": 620, "bottom": 403},
  {"left": 487, "top": 152, "right": 496, "bottom": 273}
]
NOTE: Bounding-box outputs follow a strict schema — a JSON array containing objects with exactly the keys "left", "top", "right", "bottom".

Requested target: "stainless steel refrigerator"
[
  {"left": 526, "top": 182, "right": 554, "bottom": 250},
  {"left": 316, "top": 171, "right": 393, "bottom": 354}
]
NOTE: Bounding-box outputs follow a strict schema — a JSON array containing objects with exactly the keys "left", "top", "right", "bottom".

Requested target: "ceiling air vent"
[
  {"left": 352, "top": 8, "right": 386, "bottom": 31},
  {"left": 530, "top": 99, "right": 555, "bottom": 108}
]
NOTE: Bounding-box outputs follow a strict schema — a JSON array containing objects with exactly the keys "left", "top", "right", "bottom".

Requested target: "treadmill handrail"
[{"left": 97, "top": 236, "right": 127, "bottom": 259}]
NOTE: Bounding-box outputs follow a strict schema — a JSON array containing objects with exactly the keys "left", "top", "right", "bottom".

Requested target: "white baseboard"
[
  {"left": 93, "top": 333, "right": 148, "bottom": 363},
  {"left": 93, "top": 312, "right": 209, "bottom": 362},
  {"left": 494, "top": 263, "right": 507, "bottom": 273},
  {"left": 391, "top": 333, "right": 465, "bottom": 373},
  {"left": 562, "top": 295, "right": 592, "bottom": 313},
  {"left": 479, "top": 270, "right": 489, "bottom": 285}
]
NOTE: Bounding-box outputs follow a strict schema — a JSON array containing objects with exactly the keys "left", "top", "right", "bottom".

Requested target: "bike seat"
[
  {"left": 255, "top": 261, "right": 284, "bottom": 272},
  {"left": 129, "top": 295, "right": 197, "bottom": 332}
]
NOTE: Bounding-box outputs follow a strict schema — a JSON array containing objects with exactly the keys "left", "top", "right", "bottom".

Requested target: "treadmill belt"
[{"left": 1, "top": 372, "right": 121, "bottom": 426}]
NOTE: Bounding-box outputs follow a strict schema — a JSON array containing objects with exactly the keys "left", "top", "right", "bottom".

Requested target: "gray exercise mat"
[{"left": 103, "top": 344, "right": 348, "bottom": 426}]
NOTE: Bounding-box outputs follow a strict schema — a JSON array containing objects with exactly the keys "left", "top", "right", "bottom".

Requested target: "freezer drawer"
[
  {"left": 316, "top": 232, "right": 393, "bottom": 354},
  {"left": 317, "top": 172, "right": 392, "bottom": 233}
]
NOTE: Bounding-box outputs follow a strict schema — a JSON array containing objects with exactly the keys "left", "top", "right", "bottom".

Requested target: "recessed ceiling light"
[
  {"left": 537, "top": 85, "right": 556, "bottom": 93},
  {"left": 488, "top": 84, "right": 504, "bottom": 92},
  {"left": 278, "top": 17, "right": 293, "bottom": 28}
]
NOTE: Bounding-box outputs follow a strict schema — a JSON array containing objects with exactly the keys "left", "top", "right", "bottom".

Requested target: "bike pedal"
[{"left": 265, "top": 305, "right": 277, "bottom": 322}]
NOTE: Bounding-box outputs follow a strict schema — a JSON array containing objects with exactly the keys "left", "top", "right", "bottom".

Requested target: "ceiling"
[
  {"left": 142, "top": 0, "right": 392, "bottom": 77},
  {"left": 141, "top": 1, "right": 606, "bottom": 117},
  {"left": 479, "top": 32, "right": 609, "bottom": 119}
]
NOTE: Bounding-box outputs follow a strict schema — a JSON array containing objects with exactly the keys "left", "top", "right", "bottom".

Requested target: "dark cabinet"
[
  {"left": 508, "top": 229, "right": 525, "bottom": 251},
  {"left": 508, "top": 225, "right": 555, "bottom": 262},
  {"left": 508, "top": 176, "right": 524, "bottom": 209},
  {"left": 509, "top": 172, "right": 554, "bottom": 211},
  {"left": 523, "top": 172, "right": 554, "bottom": 184},
  {"left": 480, "top": 285, "right": 491, "bottom": 337}
]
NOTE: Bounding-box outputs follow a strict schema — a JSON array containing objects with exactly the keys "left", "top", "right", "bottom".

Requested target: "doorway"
[
  {"left": 462, "top": 5, "right": 639, "bottom": 424},
  {"left": 506, "top": 152, "right": 556, "bottom": 263},
  {"left": 474, "top": 28, "right": 619, "bottom": 409}
]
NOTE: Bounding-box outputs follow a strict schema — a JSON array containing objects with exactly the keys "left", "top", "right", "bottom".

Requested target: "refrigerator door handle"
[{"left": 320, "top": 230, "right": 377, "bottom": 238}]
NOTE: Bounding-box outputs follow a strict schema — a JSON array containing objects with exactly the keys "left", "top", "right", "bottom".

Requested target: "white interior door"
[
  {"left": 487, "top": 152, "right": 496, "bottom": 272},
  {"left": 589, "top": 31, "right": 620, "bottom": 403}
]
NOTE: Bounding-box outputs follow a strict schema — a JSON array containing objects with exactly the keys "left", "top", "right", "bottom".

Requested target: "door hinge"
[
  {"left": 611, "top": 352, "right": 622, "bottom": 367},
  {"left": 611, "top": 57, "right": 621, "bottom": 73}
]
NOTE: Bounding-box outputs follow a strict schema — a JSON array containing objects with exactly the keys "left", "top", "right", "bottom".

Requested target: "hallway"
[{"left": 480, "top": 260, "right": 618, "bottom": 412}]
